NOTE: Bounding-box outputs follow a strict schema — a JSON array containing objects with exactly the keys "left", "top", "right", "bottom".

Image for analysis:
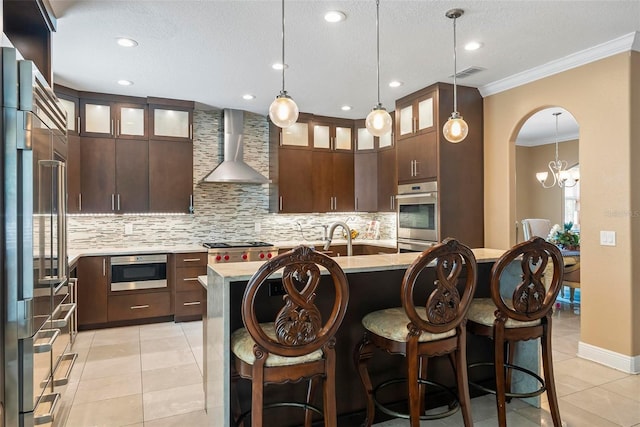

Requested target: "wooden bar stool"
[
  {"left": 466, "top": 237, "right": 564, "bottom": 426},
  {"left": 231, "top": 245, "right": 349, "bottom": 427},
  {"left": 354, "top": 238, "right": 478, "bottom": 427}
]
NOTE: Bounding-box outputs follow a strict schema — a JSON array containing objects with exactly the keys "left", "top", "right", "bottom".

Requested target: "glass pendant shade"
[
  {"left": 269, "top": 92, "right": 299, "bottom": 128},
  {"left": 443, "top": 113, "right": 469, "bottom": 143},
  {"left": 366, "top": 106, "right": 392, "bottom": 137}
]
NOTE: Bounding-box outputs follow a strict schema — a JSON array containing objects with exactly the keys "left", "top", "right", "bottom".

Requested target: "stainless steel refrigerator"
[{"left": 2, "top": 47, "right": 76, "bottom": 426}]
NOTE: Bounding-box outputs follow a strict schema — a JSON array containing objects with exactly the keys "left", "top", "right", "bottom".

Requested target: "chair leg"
[
  {"left": 354, "top": 334, "right": 376, "bottom": 427},
  {"left": 418, "top": 355, "right": 428, "bottom": 415},
  {"left": 569, "top": 287, "right": 575, "bottom": 303},
  {"left": 406, "top": 338, "right": 421, "bottom": 427},
  {"left": 542, "top": 321, "right": 562, "bottom": 427},
  {"left": 455, "top": 332, "right": 473, "bottom": 427},
  {"left": 231, "top": 369, "right": 245, "bottom": 427},
  {"left": 305, "top": 377, "right": 320, "bottom": 427},
  {"left": 323, "top": 344, "right": 338, "bottom": 427},
  {"left": 494, "top": 325, "right": 508, "bottom": 427},
  {"left": 505, "top": 340, "right": 516, "bottom": 403}
]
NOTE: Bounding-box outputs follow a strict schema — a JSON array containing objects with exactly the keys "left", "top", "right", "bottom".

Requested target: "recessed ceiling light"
[
  {"left": 341, "top": 105, "right": 352, "bottom": 111},
  {"left": 324, "top": 11, "right": 346, "bottom": 23},
  {"left": 117, "top": 79, "right": 133, "bottom": 86},
  {"left": 116, "top": 37, "right": 138, "bottom": 48},
  {"left": 464, "top": 41, "right": 483, "bottom": 51},
  {"left": 389, "top": 80, "right": 404, "bottom": 88},
  {"left": 242, "top": 94, "right": 256, "bottom": 100},
  {"left": 272, "top": 63, "right": 289, "bottom": 70}
]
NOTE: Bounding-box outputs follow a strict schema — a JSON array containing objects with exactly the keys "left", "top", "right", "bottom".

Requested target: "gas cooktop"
[{"left": 202, "top": 241, "right": 274, "bottom": 249}]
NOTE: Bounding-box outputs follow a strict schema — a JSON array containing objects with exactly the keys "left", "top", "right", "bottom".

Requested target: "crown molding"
[{"left": 480, "top": 32, "right": 639, "bottom": 97}]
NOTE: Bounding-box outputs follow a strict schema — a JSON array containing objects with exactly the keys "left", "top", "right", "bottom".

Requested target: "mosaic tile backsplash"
[{"left": 68, "top": 110, "right": 397, "bottom": 250}]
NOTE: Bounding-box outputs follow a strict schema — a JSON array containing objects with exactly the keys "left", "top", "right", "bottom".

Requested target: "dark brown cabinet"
[
  {"left": 377, "top": 147, "right": 397, "bottom": 212},
  {"left": 148, "top": 98, "right": 194, "bottom": 142},
  {"left": 395, "top": 82, "right": 484, "bottom": 247},
  {"left": 80, "top": 137, "right": 149, "bottom": 213},
  {"left": 149, "top": 139, "right": 193, "bottom": 213},
  {"left": 80, "top": 95, "right": 148, "bottom": 140},
  {"left": 67, "top": 135, "right": 82, "bottom": 213},
  {"left": 77, "top": 256, "right": 109, "bottom": 328},
  {"left": 55, "top": 85, "right": 80, "bottom": 136},
  {"left": 276, "top": 147, "right": 313, "bottom": 213},
  {"left": 311, "top": 151, "right": 354, "bottom": 212},
  {"left": 172, "top": 252, "right": 207, "bottom": 322},
  {"left": 354, "top": 152, "right": 378, "bottom": 212}
]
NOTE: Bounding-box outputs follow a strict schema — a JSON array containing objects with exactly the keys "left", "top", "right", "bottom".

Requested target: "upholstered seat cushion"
[
  {"left": 362, "top": 307, "right": 457, "bottom": 343},
  {"left": 231, "top": 323, "right": 324, "bottom": 367},
  {"left": 467, "top": 298, "right": 541, "bottom": 328}
]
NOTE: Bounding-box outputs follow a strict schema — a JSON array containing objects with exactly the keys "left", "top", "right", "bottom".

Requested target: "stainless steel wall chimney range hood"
[{"left": 200, "top": 109, "right": 270, "bottom": 184}]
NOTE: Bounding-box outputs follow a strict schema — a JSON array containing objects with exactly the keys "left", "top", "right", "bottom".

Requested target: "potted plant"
[{"left": 548, "top": 222, "right": 580, "bottom": 251}]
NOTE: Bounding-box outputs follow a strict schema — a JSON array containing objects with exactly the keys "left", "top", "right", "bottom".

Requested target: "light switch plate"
[{"left": 600, "top": 230, "right": 616, "bottom": 246}]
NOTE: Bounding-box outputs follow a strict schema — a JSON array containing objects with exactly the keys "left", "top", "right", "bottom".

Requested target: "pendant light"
[
  {"left": 365, "top": 0, "right": 392, "bottom": 137},
  {"left": 269, "top": 0, "right": 299, "bottom": 128},
  {"left": 443, "top": 8, "right": 469, "bottom": 143},
  {"left": 536, "top": 112, "right": 580, "bottom": 188}
]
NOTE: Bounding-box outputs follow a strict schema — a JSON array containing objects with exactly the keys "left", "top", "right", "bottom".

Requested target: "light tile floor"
[{"left": 56, "top": 298, "right": 640, "bottom": 426}]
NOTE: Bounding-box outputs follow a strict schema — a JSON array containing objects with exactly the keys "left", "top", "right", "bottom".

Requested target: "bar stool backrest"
[
  {"left": 490, "top": 237, "right": 564, "bottom": 322},
  {"left": 401, "top": 238, "right": 478, "bottom": 336},
  {"left": 241, "top": 245, "right": 349, "bottom": 358}
]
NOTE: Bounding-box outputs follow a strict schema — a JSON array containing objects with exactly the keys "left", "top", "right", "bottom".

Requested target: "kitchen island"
[{"left": 203, "top": 248, "right": 541, "bottom": 426}]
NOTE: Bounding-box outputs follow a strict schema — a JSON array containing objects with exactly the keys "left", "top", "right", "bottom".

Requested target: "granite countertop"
[
  {"left": 207, "top": 248, "right": 507, "bottom": 282},
  {"left": 68, "top": 244, "right": 206, "bottom": 267}
]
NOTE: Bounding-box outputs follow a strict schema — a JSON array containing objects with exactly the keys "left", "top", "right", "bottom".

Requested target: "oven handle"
[{"left": 395, "top": 192, "right": 436, "bottom": 199}]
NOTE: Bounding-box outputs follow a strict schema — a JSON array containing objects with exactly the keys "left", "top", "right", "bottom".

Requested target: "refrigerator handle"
[{"left": 57, "top": 162, "right": 68, "bottom": 281}]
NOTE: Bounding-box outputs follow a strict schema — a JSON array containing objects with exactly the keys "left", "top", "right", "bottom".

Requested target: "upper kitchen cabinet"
[
  {"left": 54, "top": 85, "right": 80, "bottom": 135},
  {"left": 80, "top": 93, "right": 148, "bottom": 139},
  {"left": 148, "top": 97, "right": 195, "bottom": 142},
  {"left": 148, "top": 139, "right": 193, "bottom": 213},
  {"left": 312, "top": 116, "right": 353, "bottom": 151},
  {"left": 377, "top": 146, "right": 397, "bottom": 212},
  {"left": 311, "top": 151, "right": 354, "bottom": 212},
  {"left": 279, "top": 113, "right": 312, "bottom": 148},
  {"left": 67, "top": 135, "right": 82, "bottom": 213},
  {"left": 354, "top": 120, "right": 375, "bottom": 152},
  {"left": 396, "top": 89, "right": 435, "bottom": 140}
]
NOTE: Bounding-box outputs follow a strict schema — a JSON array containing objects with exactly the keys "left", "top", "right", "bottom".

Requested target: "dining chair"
[
  {"left": 230, "top": 245, "right": 349, "bottom": 427},
  {"left": 354, "top": 238, "right": 478, "bottom": 427},
  {"left": 466, "top": 236, "right": 564, "bottom": 426}
]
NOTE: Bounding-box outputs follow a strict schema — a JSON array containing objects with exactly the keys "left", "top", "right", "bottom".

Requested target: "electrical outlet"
[
  {"left": 269, "top": 281, "right": 286, "bottom": 296},
  {"left": 124, "top": 224, "right": 133, "bottom": 235}
]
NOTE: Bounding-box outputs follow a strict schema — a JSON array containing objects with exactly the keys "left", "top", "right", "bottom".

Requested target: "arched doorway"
[{"left": 514, "top": 107, "right": 580, "bottom": 242}]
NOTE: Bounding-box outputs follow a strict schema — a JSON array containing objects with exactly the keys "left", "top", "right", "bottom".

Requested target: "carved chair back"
[
  {"left": 241, "top": 245, "right": 349, "bottom": 358},
  {"left": 490, "top": 236, "right": 564, "bottom": 323},
  {"left": 401, "top": 238, "right": 478, "bottom": 336}
]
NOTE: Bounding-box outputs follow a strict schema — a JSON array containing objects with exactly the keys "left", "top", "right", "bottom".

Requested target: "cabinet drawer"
[
  {"left": 175, "top": 252, "right": 207, "bottom": 268},
  {"left": 175, "top": 289, "right": 205, "bottom": 318},
  {"left": 108, "top": 292, "right": 171, "bottom": 322},
  {"left": 175, "top": 266, "right": 207, "bottom": 292}
]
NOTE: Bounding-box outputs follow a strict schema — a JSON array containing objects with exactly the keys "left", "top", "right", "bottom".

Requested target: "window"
[{"left": 564, "top": 164, "right": 580, "bottom": 230}]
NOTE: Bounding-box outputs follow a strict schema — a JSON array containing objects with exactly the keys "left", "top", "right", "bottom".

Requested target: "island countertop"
[{"left": 206, "top": 247, "right": 507, "bottom": 281}]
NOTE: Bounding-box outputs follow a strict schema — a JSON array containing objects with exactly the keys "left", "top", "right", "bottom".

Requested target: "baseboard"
[{"left": 578, "top": 341, "right": 640, "bottom": 374}]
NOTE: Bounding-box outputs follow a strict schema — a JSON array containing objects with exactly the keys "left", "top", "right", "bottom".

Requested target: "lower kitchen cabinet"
[
  {"left": 108, "top": 292, "right": 171, "bottom": 322},
  {"left": 172, "top": 252, "right": 207, "bottom": 322},
  {"left": 77, "top": 256, "right": 109, "bottom": 328}
]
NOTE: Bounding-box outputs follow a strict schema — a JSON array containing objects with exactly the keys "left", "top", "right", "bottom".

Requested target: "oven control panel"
[{"left": 207, "top": 248, "right": 278, "bottom": 264}]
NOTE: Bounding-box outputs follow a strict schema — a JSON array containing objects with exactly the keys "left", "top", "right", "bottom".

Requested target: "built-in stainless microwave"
[
  {"left": 396, "top": 181, "right": 438, "bottom": 251},
  {"left": 110, "top": 254, "right": 167, "bottom": 291}
]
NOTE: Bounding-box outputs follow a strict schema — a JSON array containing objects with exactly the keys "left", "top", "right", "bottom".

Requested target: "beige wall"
[
  {"left": 515, "top": 139, "right": 579, "bottom": 241},
  {"left": 484, "top": 52, "right": 638, "bottom": 357}
]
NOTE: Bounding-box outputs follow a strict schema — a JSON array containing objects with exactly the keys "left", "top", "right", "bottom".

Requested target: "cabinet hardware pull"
[
  {"left": 117, "top": 194, "right": 121, "bottom": 211},
  {"left": 130, "top": 305, "right": 150, "bottom": 310},
  {"left": 77, "top": 117, "right": 81, "bottom": 134},
  {"left": 279, "top": 132, "right": 283, "bottom": 146},
  {"left": 116, "top": 119, "right": 120, "bottom": 137},
  {"left": 414, "top": 160, "right": 420, "bottom": 176},
  {"left": 410, "top": 160, "right": 414, "bottom": 177},
  {"left": 183, "top": 277, "right": 199, "bottom": 281},
  {"left": 111, "top": 119, "right": 114, "bottom": 136},
  {"left": 391, "top": 195, "right": 394, "bottom": 210},
  {"left": 189, "top": 194, "right": 194, "bottom": 213},
  {"left": 183, "top": 301, "right": 201, "bottom": 306},
  {"left": 412, "top": 117, "right": 417, "bottom": 133},
  {"left": 356, "top": 197, "right": 358, "bottom": 211},
  {"left": 111, "top": 194, "right": 115, "bottom": 211},
  {"left": 182, "top": 258, "right": 201, "bottom": 262},
  {"left": 279, "top": 196, "right": 283, "bottom": 211},
  {"left": 78, "top": 193, "right": 82, "bottom": 211},
  {"left": 102, "top": 258, "right": 106, "bottom": 276}
]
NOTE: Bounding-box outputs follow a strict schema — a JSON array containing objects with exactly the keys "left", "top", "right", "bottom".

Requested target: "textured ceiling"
[{"left": 49, "top": 0, "right": 639, "bottom": 141}]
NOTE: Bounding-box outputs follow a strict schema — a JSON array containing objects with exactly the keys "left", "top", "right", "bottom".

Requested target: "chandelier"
[{"left": 535, "top": 112, "right": 579, "bottom": 188}]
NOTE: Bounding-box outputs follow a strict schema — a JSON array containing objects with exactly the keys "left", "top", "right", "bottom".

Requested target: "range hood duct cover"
[{"left": 201, "top": 109, "right": 270, "bottom": 184}]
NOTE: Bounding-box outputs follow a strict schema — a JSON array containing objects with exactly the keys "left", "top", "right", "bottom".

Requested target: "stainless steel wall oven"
[
  {"left": 110, "top": 254, "right": 168, "bottom": 291},
  {"left": 396, "top": 181, "right": 438, "bottom": 252}
]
